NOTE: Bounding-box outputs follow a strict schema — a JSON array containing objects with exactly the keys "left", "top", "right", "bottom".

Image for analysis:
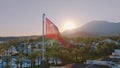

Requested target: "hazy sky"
[{"left": 0, "top": 0, "right": 120, "bottom": 36}]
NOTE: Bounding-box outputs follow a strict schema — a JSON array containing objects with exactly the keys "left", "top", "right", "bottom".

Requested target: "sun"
[{"left": 62, "top": 20, "right": 76, "bottom": 31}]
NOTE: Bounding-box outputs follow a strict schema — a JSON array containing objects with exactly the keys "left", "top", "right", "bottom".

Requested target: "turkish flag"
[{"left": 46, "top": 18, "right": 67, "bottom": 47}]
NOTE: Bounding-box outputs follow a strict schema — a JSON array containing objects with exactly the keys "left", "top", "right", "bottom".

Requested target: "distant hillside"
[
  {"left": 0, "top": 35, "right": 40, "bottom": 41},
  {"left": 62, "top": 21, "right": 120, "bottom": 38},
  {"left": 80, "top": 21, "right": 120, "bottom": 36},
  {"left": 62, "top": 30, "right": 93, "bottom": 38}
]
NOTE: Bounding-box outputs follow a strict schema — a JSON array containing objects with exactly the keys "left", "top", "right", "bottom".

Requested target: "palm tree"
[
  {"left": 59, "top": 48, "right": 70, "bottom": 64},
  {"left": 15, "top": 59, "right": 19, "bottom": 68},
  {"left": 28, "top": 52, "right": 37, "bottom": 68},
  {"left": 0, "top": 43, "right": 7, "bottom": 55},
  {"left": 35, "top": 51, "right": 41, "bottom": 67},
  {"left": 78, "top": 47, "right": 86, "bottom": 62},
  {"left": 18, "top": 51, "right": 24, "bottom": 68},
  {"left": 45, "top": 46, "right": 52, "bottom": 68},
  {"left": 71, "top": 48, "right": 79, "bottom": 62},
  {"left": 4, "top": 56, "right": 11, "bottom": 68}
]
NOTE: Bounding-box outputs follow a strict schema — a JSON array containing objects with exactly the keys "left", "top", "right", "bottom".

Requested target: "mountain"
[
  {"left": 80, "top": 21, "right": 120, "bottom": 36},
  {"left": 62, "top": 21, "right": 120, "bottom": 38}
]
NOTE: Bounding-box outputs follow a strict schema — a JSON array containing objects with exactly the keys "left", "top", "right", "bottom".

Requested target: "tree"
[
  {"left": 59, "top": 48, "right": 72, "bottom": 64},
  {"left": 18, "top": 51, "right": 24, "bottom": 68},
  {"left": 4, "top": 56, "right": 11, "bottom": 68},
  {"left": 78, "top": 47, "right": 86, "bottom": 62},
  {"left": 28, "top": 52, "right": 38, "bottom": 68},
  {"left": 71, "top": 48, "right": 79, "bottom": 62},
  {"left": 15, "top": 59, "right": 19, "bottom": 68},
  {"left": 35, "top": 51, "right": 41, "bottom": 66}
]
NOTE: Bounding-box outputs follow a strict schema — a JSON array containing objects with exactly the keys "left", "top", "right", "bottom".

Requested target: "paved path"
[
  {"left": 50, "top": 64, "right": 73, "bottom": 68},
  {"left": 50, "top": 67, "right": 66, "bottom": 68},
  {"left": 50, "top": 63, "right": 87, "bottom": 68},
  {"left": 64, "top": 63, "right": 73, "bottom": 68}
]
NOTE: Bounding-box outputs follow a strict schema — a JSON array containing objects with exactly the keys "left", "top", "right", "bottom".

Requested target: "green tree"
[
  {"left": 4, "top": 56, "right": 11, "bottom": 68},
  {"left": 71, "top": 48, "right": 79, "bottom": 62},
  {"left": 35, "top": 51, "right": 41, "bottom": 66},
  {"left": 15, "top": 59, "right": 19, "bottom": 68},
  {"left": 18, "top": 51, "right": 24, "bottom": 68},
  {"left": 28, "top": 52, "right": 37, "bottom": 68}
]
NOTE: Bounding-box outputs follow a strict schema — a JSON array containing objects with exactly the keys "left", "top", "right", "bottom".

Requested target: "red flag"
[{"left": 46, "top": 18, "right": 67, "bottom": 47}]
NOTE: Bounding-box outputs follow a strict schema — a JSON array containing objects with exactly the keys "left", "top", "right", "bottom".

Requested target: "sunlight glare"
[{"left": 63, "top": 20, "right": 76, "bottom": 31}]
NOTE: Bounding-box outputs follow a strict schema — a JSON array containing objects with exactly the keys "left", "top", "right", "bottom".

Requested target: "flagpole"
[{"left": 42, "top": 13, "right": 45, "bottom": 61}]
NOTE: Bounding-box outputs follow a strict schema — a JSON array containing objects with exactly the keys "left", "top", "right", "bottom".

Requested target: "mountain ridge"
[{"left": 62, "top": 20, "right": 120, "bottom": 38}]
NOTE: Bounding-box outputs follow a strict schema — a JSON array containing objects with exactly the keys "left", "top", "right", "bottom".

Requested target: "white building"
[
  {"left": 103, "top": 38, "right": 119, "bottom": 45},
  {"left": 0, "top": 41, "right": 4, "bottom": 44},
  {"left": 110, "top": 49, "right": 120, "bottom": 59},
  {"left": 87, "top": 60, "right": 119, "bottom": 68}
]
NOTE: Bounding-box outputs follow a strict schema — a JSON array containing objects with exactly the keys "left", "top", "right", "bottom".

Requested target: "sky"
[{"left": 0, "top": 0, "right": 120, "bottom": 37}]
